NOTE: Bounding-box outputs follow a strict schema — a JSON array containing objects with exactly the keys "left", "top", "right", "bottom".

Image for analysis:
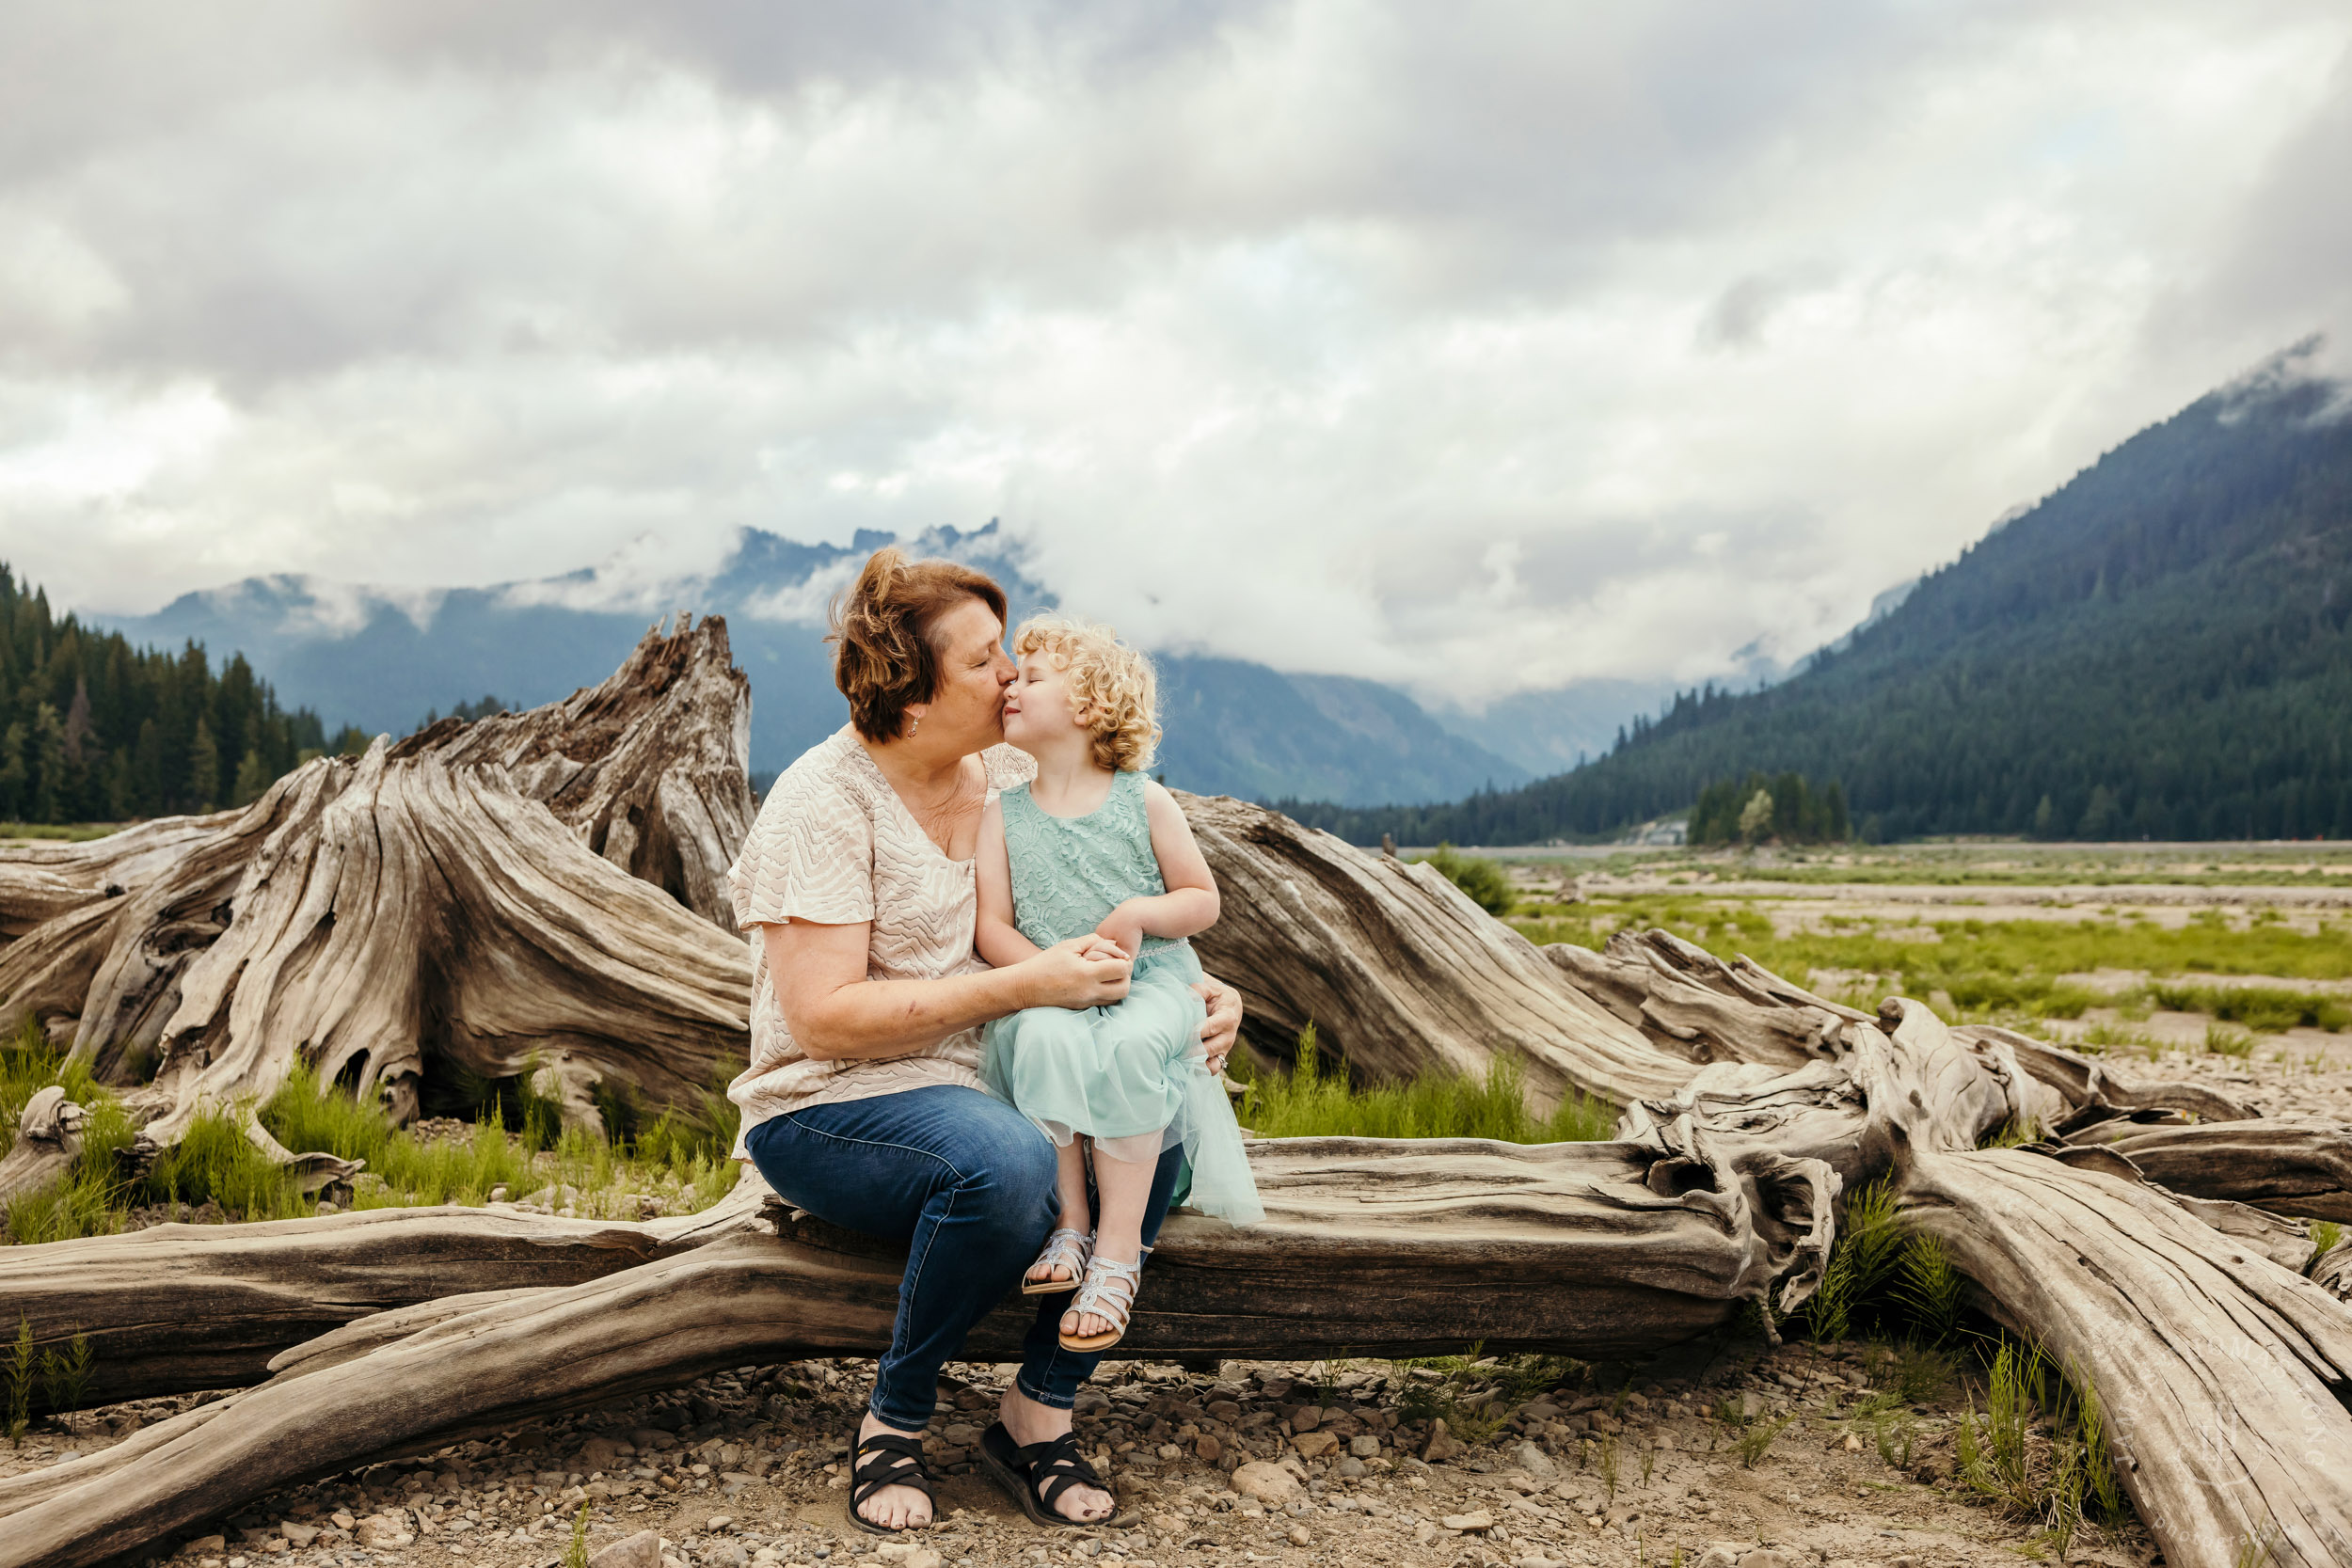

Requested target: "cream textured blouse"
[{"left": 724, "top": 726, "right": 1037, "bottom": 1157}]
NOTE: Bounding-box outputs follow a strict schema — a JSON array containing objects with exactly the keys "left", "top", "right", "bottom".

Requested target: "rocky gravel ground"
[{"left": 13, "top": 1333, "right": 2157, "bottom": 1568}]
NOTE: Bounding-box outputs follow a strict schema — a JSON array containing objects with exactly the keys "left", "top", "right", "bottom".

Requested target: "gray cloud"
[{"left": 1, "top": 0, "right": 2348, "bottom": 705}]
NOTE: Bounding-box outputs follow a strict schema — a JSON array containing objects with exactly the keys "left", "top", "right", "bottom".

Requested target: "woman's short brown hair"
[{"left": 830, "top": 546, "right": 1009, "bottom": 741}]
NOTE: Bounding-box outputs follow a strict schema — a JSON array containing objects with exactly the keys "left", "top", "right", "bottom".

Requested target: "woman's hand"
[
  {"left": 1191, "top": 974, "right": 1243, "bottom": 1075},
  {"left": 1025, "top": 936, "right": 1133, "bottom": 1010}
]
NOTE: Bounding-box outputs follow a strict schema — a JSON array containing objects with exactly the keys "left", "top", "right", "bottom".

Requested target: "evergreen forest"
[
  {"left": 0, "top": 566, "right": 354, "bottom": 824},
  {"left": 1686, "top": 771, "right": 1849, "bottom": 847},
  {"left": 1284, "top": 356, "right": 2352, "bottom": 846}
]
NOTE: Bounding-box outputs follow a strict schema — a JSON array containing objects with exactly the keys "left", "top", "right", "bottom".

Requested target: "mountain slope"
[
  {"left": 106, "top": 525, "right": 1528, "bottom": 807},
  {"left": 1288, "top": 349, "right": 2352, "bottom": 844}
]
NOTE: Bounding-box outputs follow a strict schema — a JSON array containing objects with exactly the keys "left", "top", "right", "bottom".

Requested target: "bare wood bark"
[
  {"left": 0, "top": 1165, "right": 772, "bottom": 1412},
  {"left": 0, "top": 815, "right": 236, "bottom": 945},
  {"left": 2058, "top": 1115, "right": 2352, "bottom": 1221},
  {"left": 388, "top": 614, "right": 754, "bottom": 932},
  {"left": 1180, "top": 794, "right": 1694, "bottom": 1106},
  {"left": 1901, "top": 1148, "right": 2352, "bottom": 1568}
]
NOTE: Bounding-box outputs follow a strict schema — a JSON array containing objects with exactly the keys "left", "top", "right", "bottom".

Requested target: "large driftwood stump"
[
  {"left": 2, "top": 632, "right": 2349, "bottom": 1568},
  {"left": 0, "top": 619, "right": 752, "bottom": 1179}
]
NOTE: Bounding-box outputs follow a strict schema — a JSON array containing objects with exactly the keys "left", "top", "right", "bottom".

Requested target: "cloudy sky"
[{"left": 4, "top": 1, "right": 2350, "bottom": 705}]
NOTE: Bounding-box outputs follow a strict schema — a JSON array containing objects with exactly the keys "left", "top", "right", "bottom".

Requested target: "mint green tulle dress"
[{"left": 980, "top": 770, "right": 1263, "bottom": 1227}]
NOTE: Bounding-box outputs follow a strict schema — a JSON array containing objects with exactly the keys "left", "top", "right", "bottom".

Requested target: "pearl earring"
[{"left": 909, "top": 716, "right": 921, "bottom": 736}]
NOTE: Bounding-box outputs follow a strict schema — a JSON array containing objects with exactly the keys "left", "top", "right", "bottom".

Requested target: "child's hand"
[{"left": 1094, "top": 902, "right": 1147, "bottom": 960}]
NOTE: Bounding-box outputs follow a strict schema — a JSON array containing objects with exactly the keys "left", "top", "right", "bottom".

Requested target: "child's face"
[{"left": 1001, "top": 651, "right": 1088, "bottom": 752}]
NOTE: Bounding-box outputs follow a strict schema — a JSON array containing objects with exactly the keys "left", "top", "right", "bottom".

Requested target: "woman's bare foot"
[
  {"left": 854, "top": 1410, "right": 933, "bottom": 1530},
  {"left": 998, "top": 1385, "right": 1113, "bottom": 1522}
]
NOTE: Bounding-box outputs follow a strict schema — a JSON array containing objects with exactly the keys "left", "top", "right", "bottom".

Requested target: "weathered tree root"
[
  {"left": 387, "top": 614, "right": 755, "bottom": 933},
  {"left": 1903, "top": 1146, "right": 2352, "bottom": 1568}
]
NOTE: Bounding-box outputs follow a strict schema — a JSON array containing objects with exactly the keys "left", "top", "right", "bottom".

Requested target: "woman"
[{"left": 726, "top": 547, "right": 1243, "bottom": 1537}]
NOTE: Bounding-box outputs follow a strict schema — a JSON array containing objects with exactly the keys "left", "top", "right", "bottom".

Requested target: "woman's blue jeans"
[{"left": 742, "top": 1084, "right": 1184, "bottom": 1433}]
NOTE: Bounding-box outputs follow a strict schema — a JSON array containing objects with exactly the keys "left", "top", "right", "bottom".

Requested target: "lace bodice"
[{"left": 1001, "top": 769, "right": 1184, "bottom": 962}]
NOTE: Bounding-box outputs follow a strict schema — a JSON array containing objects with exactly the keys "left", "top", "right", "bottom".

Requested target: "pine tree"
[
  {"left": 230, "top": 749, "right": 272, "bottom": 808},
  {"left": 187, "top": 719, "right": 220, "bottom": 812},
  {"left": 30, "top": 705, "right": 66, "bottom": 823},
  {"left": 0, "top": 722, "right": 24, "bottom": 822}
]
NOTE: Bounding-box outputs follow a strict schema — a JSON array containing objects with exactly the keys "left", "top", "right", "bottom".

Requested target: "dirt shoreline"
[{"left": 13, "top": 1332, "right": 2155, "bottom": 1568}]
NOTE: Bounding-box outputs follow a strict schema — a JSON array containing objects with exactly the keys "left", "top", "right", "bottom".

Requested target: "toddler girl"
[{"left": 976, "top": 616, "right": 1263, "bottom": 1353}]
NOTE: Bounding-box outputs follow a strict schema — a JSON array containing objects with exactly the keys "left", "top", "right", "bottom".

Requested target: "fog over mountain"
[{"left": 103, "top": 524, "right": 1548, "bottom": 806}]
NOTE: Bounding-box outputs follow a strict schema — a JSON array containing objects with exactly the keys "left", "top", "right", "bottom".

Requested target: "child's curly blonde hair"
[{"left": 1012, "top": 614, "right": 1161, "bottom": 772}]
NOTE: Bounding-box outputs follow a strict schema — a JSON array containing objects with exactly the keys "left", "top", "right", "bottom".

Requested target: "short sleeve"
[
  {"left": 983, "top": 744, "right": 1038, "bottom": 791},
  {"left": 727, "top": 758, "right": 877, "bottom": 931}
]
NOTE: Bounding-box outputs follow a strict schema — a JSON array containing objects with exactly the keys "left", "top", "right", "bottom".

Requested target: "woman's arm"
[
  {"left": 764, "top": 919, "right": 1129, "bottom": 1061},
  {"left": 974, "top": 799, "right": 1041, "bottom": 970},
  {"left": 1094, "top": 780, "right": 1221, "bottom": 958}
]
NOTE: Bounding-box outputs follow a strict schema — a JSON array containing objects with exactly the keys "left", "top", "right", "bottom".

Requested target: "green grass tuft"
[
  {"left": 1238, "top": 1026, "right": 1615, "bottom": 1144},
  {"left": 1894, "top": 1235, "right": 1968, "bottom": 1347},
  {"left": 1802, "top": 1180, "right": 1907, "bottom": 1342},
  {"left": 4, "top": 1320, "right": 32, "bottom": 1446},
  {"left": 1955, "top": 1338, "right": 2125, "bottom": 1551},
  {"left": 1737, "top": 1412, "right": 1796, "bottom": 1468},
  {"left": 2202, "top": 1022, "right": 2258, "bottom": 1057},
  {"left": 563, "top": 1500, "right": 593, "bottom": 1568}
]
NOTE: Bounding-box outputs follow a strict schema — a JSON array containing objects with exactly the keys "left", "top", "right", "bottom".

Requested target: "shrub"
[
  {"left": 2153, "top": 982, "right": 2349, "bottom": 1033},
  {"left": 1416, "top": 844, "right": 1516, "bottom": 916}
]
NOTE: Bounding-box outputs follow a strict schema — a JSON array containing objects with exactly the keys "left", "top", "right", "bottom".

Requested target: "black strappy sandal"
[
  {"left": 977, "top": 1421, "right": 1116, "bottom": 1528},
  {"left": 846, "top": 1430, "right": 936, "bottom": 1537}
]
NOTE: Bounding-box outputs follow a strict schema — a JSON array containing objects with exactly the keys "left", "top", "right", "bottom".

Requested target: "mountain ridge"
[
  {"left": 1283, "top": 345, "right": 2352, "bottom": 844},
  {"left": 101, "top": 524, "right": 1541, "bottom": 808}
]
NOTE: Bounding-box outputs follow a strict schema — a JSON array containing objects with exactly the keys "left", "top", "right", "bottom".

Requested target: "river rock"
[
  {"left": 1229, "top": 1461, "right": 1302, "bottom": 1503},
  {"left": 588, "top": 1529, "right": 663, "bottom": 1568},
  {"left": 1511, "top": 1440, "right": 1558, "bottom": 1478}
]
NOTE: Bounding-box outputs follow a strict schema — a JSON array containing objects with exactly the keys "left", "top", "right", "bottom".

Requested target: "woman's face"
[{"left": 908, "top": 597, "right": 1015, "bottom": 753}]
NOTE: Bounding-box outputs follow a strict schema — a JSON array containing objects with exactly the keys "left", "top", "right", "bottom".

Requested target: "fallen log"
[
  {"left": 0, "top": 1119, "right": 1831, "bottom": 1568},
  {"left": 0, "top": 1168, "right": 772, "bottom": 1411}
]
